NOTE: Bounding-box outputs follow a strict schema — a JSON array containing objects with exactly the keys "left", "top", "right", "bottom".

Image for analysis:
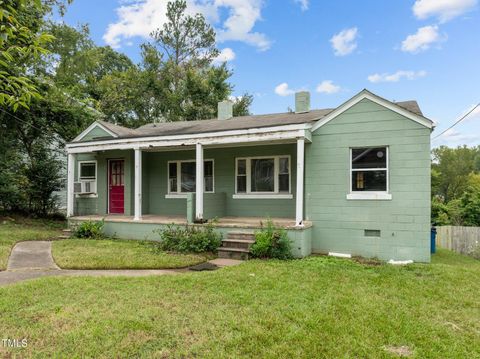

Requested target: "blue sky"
[{"left": 60, "top": 0, "right": 480, "bottom": 148}]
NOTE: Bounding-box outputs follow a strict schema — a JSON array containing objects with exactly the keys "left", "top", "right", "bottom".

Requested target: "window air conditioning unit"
[{"left": 74, "top": 181, "right": 96, "bottom": 194}]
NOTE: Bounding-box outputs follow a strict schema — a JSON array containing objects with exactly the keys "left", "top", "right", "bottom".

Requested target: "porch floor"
[{"left": 69, "top": 215, "right": 312, "bottom": 230}]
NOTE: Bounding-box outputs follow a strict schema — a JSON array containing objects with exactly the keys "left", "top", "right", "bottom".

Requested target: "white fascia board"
[
  {"left": 311, "top": 90, "right": 434, "bottom": 132},
  {"left": 66, "top": 128, "right": 310, "bottom": 154},
  {"left": 73, "top": 121, "right": 119, "bottom": 142}
]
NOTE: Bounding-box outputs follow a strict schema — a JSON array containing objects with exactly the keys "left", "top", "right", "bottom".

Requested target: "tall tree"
[
  {"left": 151, "top": 0, "right": 218, "bottom": 66},
  {"left": 431, "top": 145, "right": 480, "bottom": 202},
  {"left": 139, "top": 0, "right": 252, "bottom": 122},
  {"left": 0, "top": 0, "right": 52, "bottom": 110}
]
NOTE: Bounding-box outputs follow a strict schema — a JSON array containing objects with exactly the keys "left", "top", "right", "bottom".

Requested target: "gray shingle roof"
[
  {"left": 97, "top": 120, "right": 138, "bottom": 137},
  {"left": 84, "top": 99, "right": 425, "bottom": 141}
]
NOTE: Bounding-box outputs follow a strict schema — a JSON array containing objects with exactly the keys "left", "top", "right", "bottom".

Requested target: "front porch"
[
  {"left": 67, "top": 139, "right": 309, "bottom": 226},
  {"left": 69, "top": 215, "right": 313, "bottom": 258},
  {"left": 66, "top": 124, "right": 313, "bottom": 257},
  {"left": 69, "top": 214, "right": 313, "bottom": 229}
]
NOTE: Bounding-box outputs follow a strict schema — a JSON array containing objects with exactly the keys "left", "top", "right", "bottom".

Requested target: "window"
[
  {"left": 78, "top": 161, "right": 97, "bottom": 194},
  {"left": 350, "top": 147, "right": 388, "bottom": 192},
  {"left": 168, "top": 160, "right": 214, "bottom": 193},
  {"left": 79, "top": 162, "right": 96, "bottom": 180},
  {"left": 235, "top": 156, "right": 291, "bottom": 195},
  {"left": 236, "top": 159, "right": 247, "bottom": 193}
]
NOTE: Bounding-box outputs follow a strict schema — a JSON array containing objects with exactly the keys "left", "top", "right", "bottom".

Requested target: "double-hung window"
[
  {"left": 235, "top": 156, "right": 291, "bottom": 197},
  {"left": 78, "top": 161, "right": 97, "bottom": 194},
  {"left": 168, "top": 160, "right": 214, "bottom": 194},
  {"left": 349, "top": 147, "right": 391, "bottom": 200}
]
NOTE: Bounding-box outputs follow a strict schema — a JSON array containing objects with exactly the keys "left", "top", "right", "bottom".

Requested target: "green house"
[{"left": 66, "top": 89, "right": 434, "bottom": 262}]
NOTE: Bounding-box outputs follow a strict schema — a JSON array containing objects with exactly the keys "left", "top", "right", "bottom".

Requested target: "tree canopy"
[
  {"left": 431, "top": 145, "right": 480, "bottom": 226},
  {"left": 0, "top": 0, "right": 253, "bottom": 216}
]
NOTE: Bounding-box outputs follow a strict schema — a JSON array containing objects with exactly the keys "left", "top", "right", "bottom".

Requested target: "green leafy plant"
[
  {"left": 155, "top": 223, "right": 222, "bottom": 253},
  {"left": 73, "top": 220, "right": 105, "bottom": 239},
  {"left": 250, "top": 219, "right": 292, "bottom": 260}
]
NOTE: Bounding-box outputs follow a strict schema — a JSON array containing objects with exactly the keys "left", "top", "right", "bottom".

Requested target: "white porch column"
[
  {"left": 195, "top": 143, "right": 204, "bottom": 221},
  {"left": 134, "top": 148, "right": 142, "bottom": 221},
  {"left": 66, "top": 152, "right": 75, "bottom": 217},
  {"left": 295, "top": 138, "right": 305, "bottom": 227}
]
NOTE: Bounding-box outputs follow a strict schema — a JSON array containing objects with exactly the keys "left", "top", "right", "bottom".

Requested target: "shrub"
[
  {"left": 155, "top": 223, "right": 222, "bottom": 253},
  {"left": 250, "top": 220, "right": 292, "bottom": 259},
  {"left": 74, "top": 220, "right": 105, "bottom": 239}
]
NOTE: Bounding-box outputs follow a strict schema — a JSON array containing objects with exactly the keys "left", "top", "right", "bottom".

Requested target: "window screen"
[
  {"left": 278, "top": 157, "right": 289, "bottom": 192},
  {"left": 80, "top": 163, "right": 96, "bottom": 179},
  {"left": 251, "top": 158, "right": 274, "bottom": 192},
  {"left": 168, "top": 160, "right": 214, "bottom": 193},
  {"left": 181, "top": 162, "right": 196, "bottom": 192}
]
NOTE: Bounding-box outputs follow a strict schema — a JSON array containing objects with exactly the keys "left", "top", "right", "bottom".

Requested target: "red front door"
[{"left": 109, "top": 160, "right": 125, "bottom": 214}]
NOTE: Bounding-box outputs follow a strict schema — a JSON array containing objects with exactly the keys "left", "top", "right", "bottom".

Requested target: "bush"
[
  {"left": 74, "top": 220, "right": 105, "bottom": 239},
  {"left": 250, "top": 220, "right": 292, "bottom": 260},
  {"left": 155, "top": 223, "right": 222, "bottom": 253}
]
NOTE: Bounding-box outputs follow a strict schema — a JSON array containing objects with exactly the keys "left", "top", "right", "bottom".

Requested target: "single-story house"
[{"left": 66, "top": 89, "right": 433, "bottom": 262}]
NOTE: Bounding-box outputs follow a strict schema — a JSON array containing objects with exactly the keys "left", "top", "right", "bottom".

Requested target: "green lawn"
[
  {"left": 0, "top": 217, "right": 63, "bottom": 270},
  {"left": 0, "top": 249, "right": 478, "bottom": 358},
  {"left": 52, "top": 239, "right": 210, "bottom": 269}
]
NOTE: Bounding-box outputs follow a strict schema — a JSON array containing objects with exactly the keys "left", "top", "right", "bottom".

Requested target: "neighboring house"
[{"left": 66, "top": 89, "right": 433, "bottom": 262}]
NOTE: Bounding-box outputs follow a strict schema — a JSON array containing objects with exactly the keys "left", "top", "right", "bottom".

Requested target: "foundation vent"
[{"left": 364, "top": 229, "right": 381, "bottom": 237}]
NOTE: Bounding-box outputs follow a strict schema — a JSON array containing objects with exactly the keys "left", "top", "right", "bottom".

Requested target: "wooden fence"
[{"left": 436, "top": 226, "right": 480, "bottom": 255}]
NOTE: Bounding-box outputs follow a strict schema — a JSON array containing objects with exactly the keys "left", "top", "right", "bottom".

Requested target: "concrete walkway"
[{"left": 0, "top": 241, "right": 243, "bottom": 287}]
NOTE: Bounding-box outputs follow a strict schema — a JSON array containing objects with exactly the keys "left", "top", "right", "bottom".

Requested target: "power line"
[
  {"left": 0, "top": 107, "right": 44, "bottom": 132},
  {"left": 432, "top": 102, "right": 480, "bottom": 140}
]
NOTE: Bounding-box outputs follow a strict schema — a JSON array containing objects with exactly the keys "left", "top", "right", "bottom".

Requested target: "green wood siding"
[
  {"left": 74, "top": 150, "right": 134, "bottom": 216},
  {"left": 144, "top": 144, "right": 296, "bottom": 218},
  {"left": 79, "top": 126, "right": 114, "bottom": 142},
  {"left": 306, "top": 98, "right": 431, "bottom": 262},
  {"left": 75, "top": 144, "right": 297, "bottom": 219}
]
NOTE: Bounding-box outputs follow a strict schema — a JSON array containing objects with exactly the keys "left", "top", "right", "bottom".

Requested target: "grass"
[
  {"left": 52, "top": 239, "right": 211, "bottom": 269},
  {"left": 0, "top": 249, "right": 478, "bottom": 358},
  {"left": 0, "top": 216, "right": 63, "bottom": 270}
]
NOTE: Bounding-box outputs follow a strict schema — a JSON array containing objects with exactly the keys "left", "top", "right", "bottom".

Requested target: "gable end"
[
  {"left": 73, "top": 122, "right": 119, "bottom": 142},
  {"left": 311, "top": 90, "right": 433, "bottom": 132}
]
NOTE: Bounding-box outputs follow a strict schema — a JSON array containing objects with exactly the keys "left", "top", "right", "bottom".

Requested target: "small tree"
[
  {"left": 23, "top": 145, "right": 63, "bottom": 216},
  {"left": 460, "top": 175, "right": 480, "bottom": 226}
]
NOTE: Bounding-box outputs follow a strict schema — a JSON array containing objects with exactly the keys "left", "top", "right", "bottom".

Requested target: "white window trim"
[
  {"left": 77, "top": 160, "right": 98, "bottom": 197},
  {"left": 166, "top": 159, "right": 214, "bottom": 196},
  {"left": 234, "top": 155, "right": 292, "bottom": 199},
  {"left": 347, "top": 147, "right": 392, "bottom": 201}
]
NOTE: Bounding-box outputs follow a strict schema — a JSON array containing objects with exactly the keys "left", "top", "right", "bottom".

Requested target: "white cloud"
[
  {"left": 294, "top": 0, "right": 309, "bottom": 11},
  {"left": 401, "top": 25, "right": 444, "bottom": 53},
  {"left": 213, "top": 47, "right": 236, "bottom": 64},
  {"left": 316, "top": 80, "right": 340, "bottom": 94},
  {"left": 330, "top": 27, "right": 358, "bottom": 56},
  {"left": 437, "top": 128, "right": 480, "bottom": 145},
  {"left": 274, "top": 82, "right": 295, "bottom": 97},
  {"left": 413, "top": 0, "right": 477, "bottom": 23},
  {"left": 103, "top": 0, "right": 270, "bottom": 51},
  {"left": 215, "top": 0, "right": 271, "bottom": 51},
  {"left": 367, "top": 70, "right": 427, "bottom": 83}
]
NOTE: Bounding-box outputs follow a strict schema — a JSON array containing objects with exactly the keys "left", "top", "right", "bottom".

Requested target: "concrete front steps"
[
  {"left": 57, "top": 228, "right": 72, "bottom": 240},
  {"left": 217, "top": 232, "right": 255, "bottom": 260}
]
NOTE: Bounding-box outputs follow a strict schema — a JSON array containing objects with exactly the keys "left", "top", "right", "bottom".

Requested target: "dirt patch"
[
  {"left": 353, "top": 256, "right": 383, "bottom": 266},
  {"left": 384, "top": 345, "right": 413, "bottom": 357}
]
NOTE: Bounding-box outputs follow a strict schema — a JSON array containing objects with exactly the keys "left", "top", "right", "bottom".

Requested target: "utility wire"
[
  {"left": 432, "top": 102, "right": 480, "bottom": 140},
  {"left": 0, "top": 107, "right": 44, "bottom": 132}
]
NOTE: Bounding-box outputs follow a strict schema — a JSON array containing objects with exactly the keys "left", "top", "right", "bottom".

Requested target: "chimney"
[
  {"left": 295, "top": 91, "right": 310, "bottom": 113},
  {"left": 218, "top": 100, "right": 233, "bottom": 120}
]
